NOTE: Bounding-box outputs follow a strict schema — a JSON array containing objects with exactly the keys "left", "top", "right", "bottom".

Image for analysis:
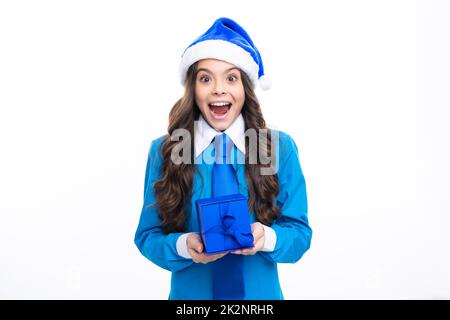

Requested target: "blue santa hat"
[{"left": 179, "top": 17, "right": 271, "bottom": 90}]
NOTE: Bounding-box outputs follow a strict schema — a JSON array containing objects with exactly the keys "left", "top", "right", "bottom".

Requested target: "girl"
[{"left": 134, "top": 17, "right": 312, "bottom": 300}]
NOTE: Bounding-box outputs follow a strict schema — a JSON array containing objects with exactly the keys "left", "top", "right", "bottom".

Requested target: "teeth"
[{"left": 209, "top": 102, "right": 231, "bottom": 107}]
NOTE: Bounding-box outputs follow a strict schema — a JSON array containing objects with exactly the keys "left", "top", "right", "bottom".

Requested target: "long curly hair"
[{"left": 154, "top": 62, "right": 280, "bottom": 234}]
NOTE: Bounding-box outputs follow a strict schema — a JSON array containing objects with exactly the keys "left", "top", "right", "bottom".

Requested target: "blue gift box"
[{"left": 195, "top": 193, "right": 254, "bottom": 254}]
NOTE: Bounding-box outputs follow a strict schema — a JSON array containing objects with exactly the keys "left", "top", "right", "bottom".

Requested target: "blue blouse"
[{"left": 134, "top": 130, "right": 312, "bottom": 299}]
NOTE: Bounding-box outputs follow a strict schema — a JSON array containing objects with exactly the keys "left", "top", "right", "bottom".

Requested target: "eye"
[
  {"left": 227, "top": 74, "right": 238, "bottom": 82},
  {"left": 199, "top": 75, "right": 210, "bottom": 82}
]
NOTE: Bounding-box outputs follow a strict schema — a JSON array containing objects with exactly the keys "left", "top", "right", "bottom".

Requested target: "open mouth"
[{"left": 208, "top": 102, "right": 231, "bottom": 120}]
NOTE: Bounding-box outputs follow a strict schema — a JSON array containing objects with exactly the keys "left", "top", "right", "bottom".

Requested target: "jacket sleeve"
[
  {"left": 259, "top": 133, "right": 312, "bottom": 264},
  {"left": 134, "top": 138, "right": 194, "bottom": 272}
]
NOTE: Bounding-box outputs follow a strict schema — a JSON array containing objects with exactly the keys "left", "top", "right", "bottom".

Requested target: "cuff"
[
  {"left": 176, "top": 233, "right": 194, "bottom": 259},
  {"left": 259, "top": 223, "right": 277, "bottom": 252}
]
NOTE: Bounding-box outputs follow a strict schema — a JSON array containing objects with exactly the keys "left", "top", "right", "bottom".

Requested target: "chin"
[{"left": 209, "top": 119, "right": 229, "bottom": 132}]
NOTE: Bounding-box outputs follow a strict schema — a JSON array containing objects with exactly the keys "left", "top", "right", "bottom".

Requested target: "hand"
[
  {"left": 231, "top": 222, "right": 265, "bottom": 255},
  {"left": 186, "top": 233, "right": 227, "bottom": 264}
]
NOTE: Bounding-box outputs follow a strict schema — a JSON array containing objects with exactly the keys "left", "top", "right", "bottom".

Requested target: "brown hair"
[{"left": 154, "top": 62, "right": 280, "bottom": 234}]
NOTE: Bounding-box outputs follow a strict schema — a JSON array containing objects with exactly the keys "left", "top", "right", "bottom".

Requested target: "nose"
[{"left": 212, "top": 80, "right": 227, "bottom": 95}]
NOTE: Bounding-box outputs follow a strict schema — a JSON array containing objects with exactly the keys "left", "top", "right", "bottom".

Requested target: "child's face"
[{"left": 195, "top": 59, "right": 245, "bottom": 132}]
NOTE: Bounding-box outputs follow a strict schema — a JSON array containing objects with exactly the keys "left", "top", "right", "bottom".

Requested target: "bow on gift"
[{"left": 204, "top": 201, "right": 254, "bottom": 251}]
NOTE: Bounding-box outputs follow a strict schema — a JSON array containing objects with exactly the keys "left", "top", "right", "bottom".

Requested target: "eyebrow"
[{"left": 196, "top": 67, "right": 240, "bottom": 75}]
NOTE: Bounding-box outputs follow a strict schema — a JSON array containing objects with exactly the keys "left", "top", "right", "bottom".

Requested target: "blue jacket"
[{"left": 134, "top": 130, "right": 312, "bottom": 299}]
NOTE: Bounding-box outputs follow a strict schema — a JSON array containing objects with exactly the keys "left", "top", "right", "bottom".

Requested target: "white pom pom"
[{"left": 259, "top": 74, "right": 272, "bottom": 90}]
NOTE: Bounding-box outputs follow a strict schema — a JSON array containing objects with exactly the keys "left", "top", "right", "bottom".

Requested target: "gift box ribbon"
[{"left": 204, "top": 202, "right": 254, "bottom": 249}]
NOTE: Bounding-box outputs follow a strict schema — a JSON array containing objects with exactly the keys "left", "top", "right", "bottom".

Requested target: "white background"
[{"left": 0, "top": 0, "right": 449, "bottom": 299}]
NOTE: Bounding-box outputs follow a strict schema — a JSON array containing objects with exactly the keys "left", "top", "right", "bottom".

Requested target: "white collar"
[{"left": 194, "top": 113, "right": 246, "bottom": 158}]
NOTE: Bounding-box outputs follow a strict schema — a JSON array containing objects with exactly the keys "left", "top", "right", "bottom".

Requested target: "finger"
[
  {"left": 240, "top": 248, "right": 256, "bottom": 255},
  {"left": 203, "top": 253, "right": 223, "bottom": 263},
  {"left": 190, "top": 240, "right": 203, "bottom": 254},
  {"left": 211, "top": 252, "right": 227, "bottom": 259},
  {"left": 187, "top": 235, "right": 204, "bottom": 254},
  {"left": 199, "top": 252, "right": 214, "bottom": 264},
  {"left": 196, "top": 243, "right": 204, "bottom": 253},
  {"left": 188, "top": 250, "right": 202, "bottom": 263},
  {"left": 188, "top": 245, "right": 203, "bottom": 256}
]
